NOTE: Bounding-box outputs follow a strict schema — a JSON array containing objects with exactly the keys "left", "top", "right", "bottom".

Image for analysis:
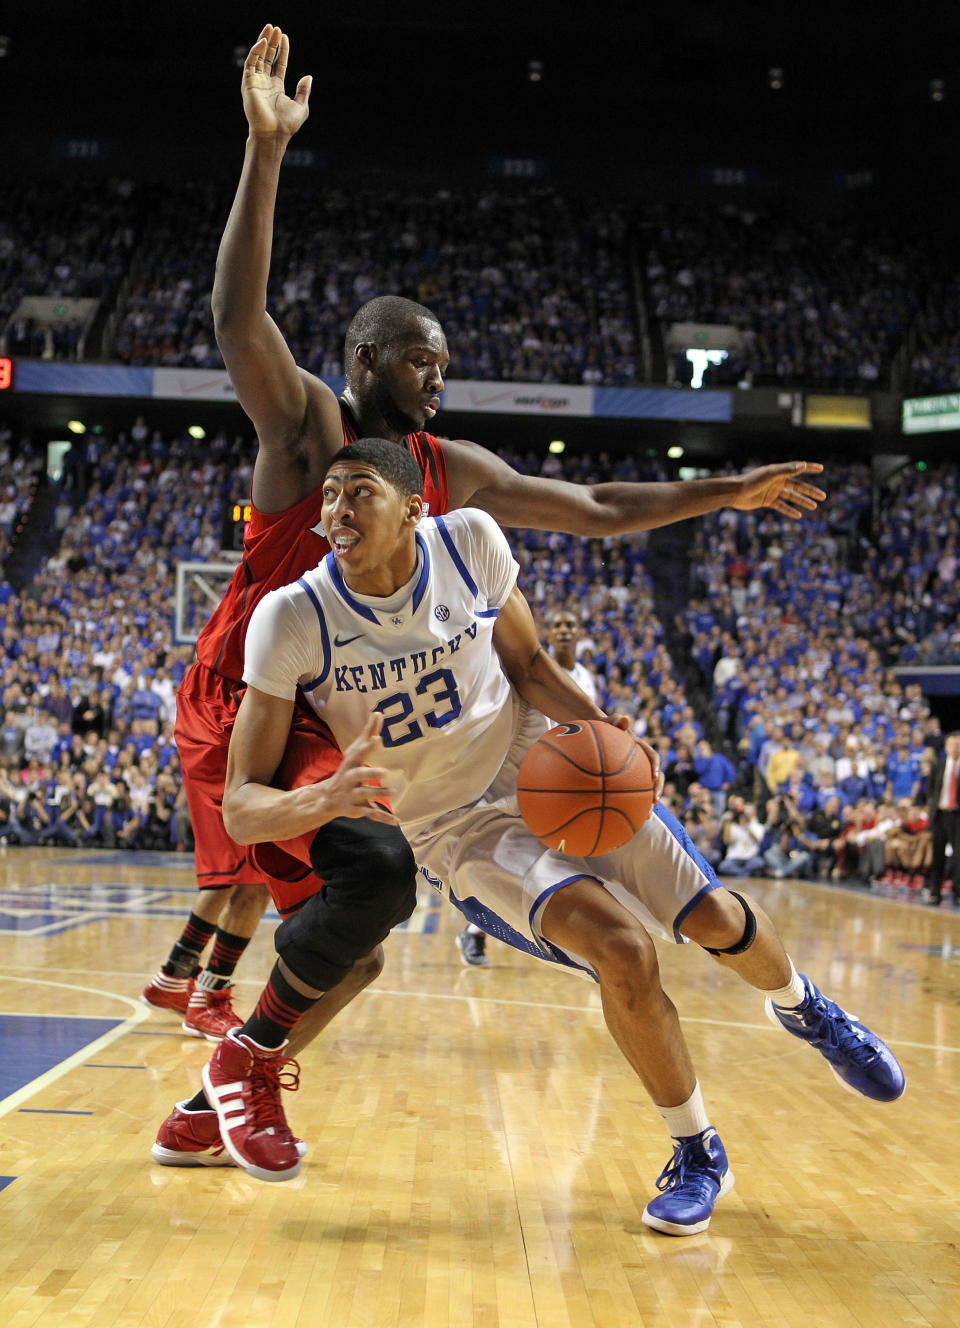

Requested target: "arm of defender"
[
  {"left": 222, "top": 690, "right": 396, "bottom": 845},
  {"left": 442, "top": 438, "right": 826, "bottom": 536},
  {"left": 212, "top": 27, "right": 344, "bottom": 509}
]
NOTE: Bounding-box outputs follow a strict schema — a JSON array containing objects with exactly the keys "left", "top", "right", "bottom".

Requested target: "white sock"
[
  {"left": 655, "top": 1080, "right": 711, "bottom": 1140},
  {"left": 763, "top": 959, "right": 807, "bottom": 1008}
]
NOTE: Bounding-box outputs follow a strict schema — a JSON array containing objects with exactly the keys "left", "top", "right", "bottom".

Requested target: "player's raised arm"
[
  {"left": 441, "top": 439, "right": 826, "bottom": 536},
  {"left": 212, "top": 25, "right": 342, "bottom": 494}
]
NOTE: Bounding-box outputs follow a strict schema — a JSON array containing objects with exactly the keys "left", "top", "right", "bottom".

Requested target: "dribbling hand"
[
  {"left": 327, "top": 712, "right": 398, "bottom": 825},
  {"left": 605, "top": 714, "right": 665, "bottom": 801},
  {"left": 242, "top": 24, "right": 312, "bottom": 140}
]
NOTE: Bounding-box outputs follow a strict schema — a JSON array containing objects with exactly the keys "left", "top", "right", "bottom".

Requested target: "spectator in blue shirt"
[{"left": 694, "top": 738, "right": 738, "bottom": 818}]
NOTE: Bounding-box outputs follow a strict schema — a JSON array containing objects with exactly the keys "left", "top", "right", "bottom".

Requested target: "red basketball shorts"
[{"left": 176, "top": 662, "right": 344, "bottom": 914}]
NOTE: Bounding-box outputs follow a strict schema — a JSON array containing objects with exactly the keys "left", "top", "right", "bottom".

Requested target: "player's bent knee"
[
  {"left": 309, "top": 817, "right": 417, "bottom": 929},
  {"left": 274, "top": 823, "right": 417, "bottom": 992},
  {"left": 682, "top": 888, "right": 758, "bottom": 956},
  {"left": 588, "top": 923, "right": 661, "bottom": 991},
  {"left": 348, "top": 945, "right": 385, "bottom": 989},
  {"left": 229, "top": 881, "right": 271, "bottom": 911}
]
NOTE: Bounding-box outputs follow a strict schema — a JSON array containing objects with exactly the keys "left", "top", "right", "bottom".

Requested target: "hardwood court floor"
[{"left": 0, "top": 847, "right": 957, "bottom": 1328}]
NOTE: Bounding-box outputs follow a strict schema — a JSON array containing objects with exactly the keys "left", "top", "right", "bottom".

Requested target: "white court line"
[
  {"left": 0, "top": 974, "right": 149, "bottom": 1119},
  {"left": 1, "top": 965, "right": 957, "bottom": 1057}
]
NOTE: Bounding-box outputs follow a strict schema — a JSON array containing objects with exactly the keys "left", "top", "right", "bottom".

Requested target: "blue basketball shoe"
[
  {"left": 765, "top": 974, "right": 905, "bottom": 1102},
  {"left": 641, "top": 1128, "right": 734, "bottom": 1236}
]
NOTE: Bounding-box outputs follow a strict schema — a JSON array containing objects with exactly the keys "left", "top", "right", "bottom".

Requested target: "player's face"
[
  {"left": 321, "top": 462, "right": 421, "bottom": 594},
  {"left": 374, "top": 320, "right": 449, "bottom": 433},
  {"left": 548, "top": 612, "right": 580, "bottom": 648}
]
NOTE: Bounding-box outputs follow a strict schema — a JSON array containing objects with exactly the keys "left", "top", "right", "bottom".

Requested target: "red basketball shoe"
[
  {"left": 182, "top": 986, "right": 243, "bottom": 1043},
  {"left": 151, "top": 1098, "right": 307, "bottom": 1167},
  {"left": 201, "top": 1031, "right": 302, "bottom": 1181},
  {"left": 141, "top": 971, "right": 196, "bottom": 1016},
  {"left": 151, "top": 1100, "right": 233, "bottom": 1166}
]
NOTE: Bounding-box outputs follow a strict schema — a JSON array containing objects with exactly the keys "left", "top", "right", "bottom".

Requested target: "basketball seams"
[
  {"left": 588, "top": 723, "right": 606, "bottom": 855},
  {"left": 516, "top": 719, "right": 656, "bottom": 855}
]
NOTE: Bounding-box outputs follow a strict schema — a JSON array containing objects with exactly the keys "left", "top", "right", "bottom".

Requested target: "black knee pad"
[
  {"left": 275, "top": 818, "right": 417, "bottom": 990},
  {"left": 703, "top": 890, "right": 758, "bottom": 957}
]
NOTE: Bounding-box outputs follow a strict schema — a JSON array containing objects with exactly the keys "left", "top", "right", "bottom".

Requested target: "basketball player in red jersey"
[{"left": 142, "top": 23, "right": 827, "bottom": 1048}]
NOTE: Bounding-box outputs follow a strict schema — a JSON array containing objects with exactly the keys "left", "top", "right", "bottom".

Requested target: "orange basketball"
[{"left": 516, "top": 721, "right": 657, "bottom": 856}]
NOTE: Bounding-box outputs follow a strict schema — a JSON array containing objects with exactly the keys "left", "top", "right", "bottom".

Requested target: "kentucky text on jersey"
[{"left": 332, "top": 623, "right": 480, "bottom": 693}]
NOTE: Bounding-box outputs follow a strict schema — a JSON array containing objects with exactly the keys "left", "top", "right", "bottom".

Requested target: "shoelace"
[
  {"left": 245, "top": 1054, "right": 301, "bottom": 1132},
  {"left": 654, "top": 1135, "right": 720, "bottom": 1198},
  {"left": 813, "top": 999, "right": 881, "bottom": 1064},
  {"left": 782, "top": 991, "right": 881, "bottom": 1066}
]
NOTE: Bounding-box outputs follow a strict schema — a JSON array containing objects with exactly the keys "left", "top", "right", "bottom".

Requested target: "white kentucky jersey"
[
  {"left": 563, "top": 660, "right": 598, "bottom": 706},
  {"left": 242, "top": 509, "right": 521, "bottom": 830}
]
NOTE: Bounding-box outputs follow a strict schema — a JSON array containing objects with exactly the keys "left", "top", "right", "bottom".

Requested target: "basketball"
[{"left": 516, "top": 721, "right": 657, "bottom": 856}]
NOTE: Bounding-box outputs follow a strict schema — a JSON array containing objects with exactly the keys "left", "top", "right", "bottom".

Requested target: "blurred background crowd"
[
  {"left": 0, "top": 414, "right": 956, "bottom": 902},
  {"left": 3, "top": 179, "right": 960, "bottom": 395}
]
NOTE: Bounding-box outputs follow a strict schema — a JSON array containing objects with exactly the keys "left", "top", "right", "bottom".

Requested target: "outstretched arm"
[
  {"left": 212, "top": 25, "right": 343, "bottom": 509},
  {"left": 442, "top": 438, "right": 826, "bottom": 536}
]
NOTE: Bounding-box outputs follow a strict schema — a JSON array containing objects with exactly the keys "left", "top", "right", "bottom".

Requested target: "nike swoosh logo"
[{"left": 334, "top": 633, "right": 365, "bottom": 646}]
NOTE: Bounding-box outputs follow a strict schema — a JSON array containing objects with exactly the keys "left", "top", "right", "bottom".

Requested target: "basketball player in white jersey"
[
  {"left": 161, "top": 440, "right": 903, "bottom": 1237},
  {"left": 547, "top": 606, "right": 600, "bottom": 706}
]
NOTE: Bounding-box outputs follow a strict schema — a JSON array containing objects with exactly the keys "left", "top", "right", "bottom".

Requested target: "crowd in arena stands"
[
  {"left": 0, "top": 420, "right": 251, "bottom": 851},
  {"left": 651, "top": 459, "right": 960, "bottom": 899},
  {"left": 8, "top": 176, "right": 960, "bottom": 396},
  {"left": 0, "top": 423, "right": 45, "bottom": 587},
  {"left": 643, "top": 202, "right": 924, "bottom": 392},
  {"left": 0, "top": 178, "right": 137, "bottom": 361},
  {"left": 0, "top": 423, "right": 958, "bottom": 907},
  {"left": 908, "top": 269, "right": 960, "bottom": 394},
  {"left": 110, "top": 181, "right": 637, "bottom": 387}
]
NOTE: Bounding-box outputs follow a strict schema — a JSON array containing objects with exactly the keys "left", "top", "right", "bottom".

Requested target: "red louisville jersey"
[{"left": 195, "top": 408, "right": 450, "bottom": 683}]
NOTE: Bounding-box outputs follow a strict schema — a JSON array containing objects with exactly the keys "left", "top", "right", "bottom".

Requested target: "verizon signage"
[{"left": 442, "top": 381, "right": 594, "bottom": 417}]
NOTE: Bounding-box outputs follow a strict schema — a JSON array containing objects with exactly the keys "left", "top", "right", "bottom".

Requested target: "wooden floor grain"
[{"left": 0, "top": 848, "right": 957, "bottom": 1328}]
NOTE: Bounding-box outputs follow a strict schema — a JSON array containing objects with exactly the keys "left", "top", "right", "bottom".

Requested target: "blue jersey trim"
[
  {"left": 324, "top": 552, "right": 380, "bottom": 623},
  {"left": 476, "top": 608, "right": 499, "bottom": 619},
  {"left": 435, "top": 515, "right": 479, "bottom": 597},
  {"left": 448, "top": 877, "right": 597, "bottom": 979},
  {"left": 529, "top": 876, "right": 603, "bottom": 980},
  {"left": 648, "top": 802, "right": 722, "bottom": 942},
  {"left": 295, "top": 576, "right": 331, "bottom": 689},
  {"left": 411, "top": 530, "right": 431, "bottom": 615}
]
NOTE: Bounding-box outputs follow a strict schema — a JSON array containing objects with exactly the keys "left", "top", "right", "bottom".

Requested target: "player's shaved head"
[
  {"left": 344, "top": 295, "right": 441, "bottom": 364},
  {"left": 326, "top": 438, "right": 424, "bottom": 499}
]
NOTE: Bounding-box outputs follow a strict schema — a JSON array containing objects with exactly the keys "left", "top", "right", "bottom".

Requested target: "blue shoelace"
[
  {"left": 654, "top": 1134, "right": 721, "bottom": 1198},
  {"left": 793, "top": 993, "right": 881, "bottom": 1066}
]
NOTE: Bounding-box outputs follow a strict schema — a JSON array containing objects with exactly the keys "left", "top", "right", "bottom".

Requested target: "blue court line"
[
  {"left": 0, "top": 1014, "right": 124, "bottom": 1099},
  {"left": 19, "top": 1108, "right": 94, "bottom": 1115},
  {"left": 0, "top": 1176, "right": 16, "bottom": 1193}
]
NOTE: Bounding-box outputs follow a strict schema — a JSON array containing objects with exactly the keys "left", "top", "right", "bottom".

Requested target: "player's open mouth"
[
  {"left": 423, "top": 399, "right": 439, "bottom": 417},
  {"left": 331, "top": 532, "right": 360, "bottom": 557}
]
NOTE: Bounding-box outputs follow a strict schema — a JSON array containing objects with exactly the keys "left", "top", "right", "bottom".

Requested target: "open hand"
[
  {"left": 326, "top": 713, "right": 398, "bottom": 824},
  {"left": 729, "top": 461, "right": 826, "bottom": 518},
  {"left": 242, "top": 24, "right": 312, "bottom": 140}
]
